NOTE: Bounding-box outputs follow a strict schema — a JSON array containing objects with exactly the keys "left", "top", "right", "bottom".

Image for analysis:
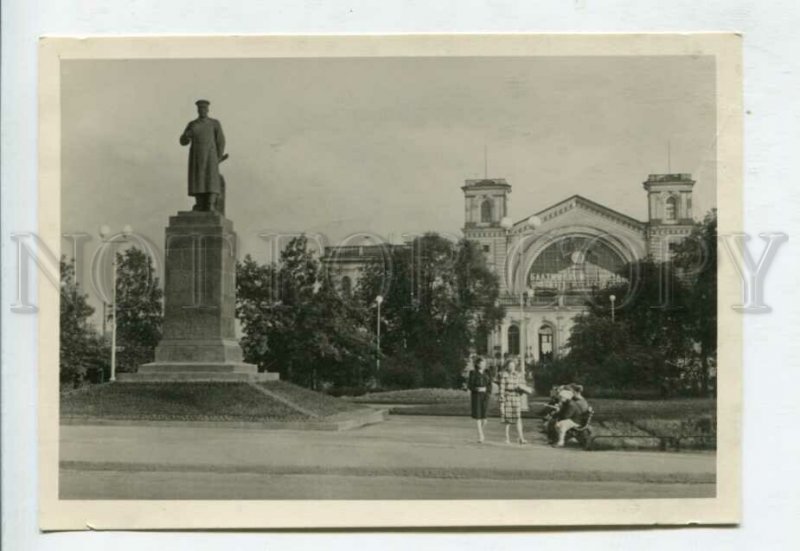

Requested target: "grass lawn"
[
  {"left": 260, "top": 381, "right": 365, "bottom": 416},
  {"left": 351, "top": 388, "right": 471, "bottom": 405},
  {"left": 61, "top": 382, "right": 312, "bottom": 422}
]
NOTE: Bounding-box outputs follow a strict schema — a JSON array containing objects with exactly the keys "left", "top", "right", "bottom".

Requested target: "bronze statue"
[{"left": 180, "top": 100, "right": 226, "bottom": 212}]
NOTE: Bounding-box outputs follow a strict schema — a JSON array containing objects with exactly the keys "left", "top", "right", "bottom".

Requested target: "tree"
[
  {"left": 236, "top": 236, "right": 374, "bottom": 389},
  {"left": 112, "top": 247, "right": 164, "bottom": 372},
  {"left": 60, "top": 258, "right": 107, "bottom": 386},
  {"left": 672, "top": 209, "right": 718, "bottom": 395},
  {"left": 561, "top": 260, "right": 690, "bottom": 394},
  {"left": 561, "top": 214, "right": 717, "bottom": 396},
  {"left": 356, "top": 234, "right": 504, "bottom": 387}
]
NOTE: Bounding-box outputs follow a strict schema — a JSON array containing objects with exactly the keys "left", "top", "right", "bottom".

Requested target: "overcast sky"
[{"left": 62, "top": 55, "right": 716, "bottom": 305}]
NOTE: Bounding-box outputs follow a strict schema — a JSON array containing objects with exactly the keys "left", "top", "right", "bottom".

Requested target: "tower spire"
[
  {"left": 484, "top": 144, "right": 488, "bottom": 179},
  {"left": 667, "top": 141, "right": 672, "bottom": 173}
]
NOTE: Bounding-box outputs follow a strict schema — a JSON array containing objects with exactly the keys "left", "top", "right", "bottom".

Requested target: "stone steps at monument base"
[
  {"left": 119, "top": 362, "right": 279, "bottom": 383},
  {"left": 138, "top": 362, "right": 259, "bottom": 374},
  {"left": 117, "top": 371, "right": 279, "bottom": 383}
]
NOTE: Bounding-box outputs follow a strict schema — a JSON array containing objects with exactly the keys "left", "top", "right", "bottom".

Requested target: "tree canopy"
[
  {"left": 112, "top": 247, "right": 164, "bottom": 372},
  {"left": 60, "top": 257, "right": 107, "bottom": 386},
  {"left": 550, "top": 210, "right": 718, "bottom": 396},
  {"left": 236, "top": 233, "right": 503, "bottom": 391},
  {"left": 236, "top": 236, "right": 374, "bottom": 389},
  {"left": 356, "top": 234, "right": 504, "bottom": 387}
]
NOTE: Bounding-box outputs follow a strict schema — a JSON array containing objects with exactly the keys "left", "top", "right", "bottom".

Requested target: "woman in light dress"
[{"left": 498, "top": 359, "right": 527, "bottom": 445}]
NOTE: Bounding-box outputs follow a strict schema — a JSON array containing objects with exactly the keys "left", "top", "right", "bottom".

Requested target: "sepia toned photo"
[{"left": 37, "top": 34, "right": 742, "bottom": 529}]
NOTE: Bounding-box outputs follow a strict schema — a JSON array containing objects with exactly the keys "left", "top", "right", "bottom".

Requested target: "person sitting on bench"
[{"left": 553, "top": 384, "right": 591, "bottom": 447}]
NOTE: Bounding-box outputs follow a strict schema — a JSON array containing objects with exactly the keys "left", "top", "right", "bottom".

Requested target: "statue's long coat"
[{"left": 180, "top": 117, "right": 225, "bottom": 196}]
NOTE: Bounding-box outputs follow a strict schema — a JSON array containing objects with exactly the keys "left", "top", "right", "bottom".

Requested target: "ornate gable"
[{"left": 514, "top": 195, "right": 646, "bottom": 235}]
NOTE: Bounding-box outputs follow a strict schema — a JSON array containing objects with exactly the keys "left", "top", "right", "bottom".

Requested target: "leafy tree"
[
  {"left": 672, "top": 209, "right": 718, "bottom": 395},
  {"left": 567, "top": 259, "right": 692, "bottom": 394},
  {"left": 60, "top": 258, "right": 108, "bottom": 386},
  {"left": 561, "top": 211, "right": 717, "bottom": 396},
  {"left": 356, "top": 234, "right": 504, "bottom": 387},
  {"left": 236, "top": 255, "right": 280, "bottom": 372},
  {"left": 111, "top": 247, "right": 164, "bottom": 372},
  {"left": 236, "top": 236, "right": 374, "bottom": 389}
]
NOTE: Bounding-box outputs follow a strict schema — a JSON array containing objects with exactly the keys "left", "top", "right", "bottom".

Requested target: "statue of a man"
[{"left": 180, "top": 100, "right": 226, "bottom": 212}]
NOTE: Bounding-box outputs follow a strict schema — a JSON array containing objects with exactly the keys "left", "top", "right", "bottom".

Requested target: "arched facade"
[
  {"left": 321, "top": 173, "right": 699, "bottom": 368},
  {"left": 463, "top": 174, "right": 696, "bottom": 364}
]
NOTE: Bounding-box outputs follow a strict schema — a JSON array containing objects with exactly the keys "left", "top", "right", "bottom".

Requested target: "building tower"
[
  {"left": 643, "top": 173, "right": 696, "bottom": 261},
  {"left": 462, "top": 178, "right": 512, "bottom": 291}
]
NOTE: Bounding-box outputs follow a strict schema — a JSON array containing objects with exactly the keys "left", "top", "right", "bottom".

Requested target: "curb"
[
  {"left": 60, "top": 408, "right": 388, "bottom": 432},
  {"left": 59, "top": 460, "right": 715, "bottom": 485}
]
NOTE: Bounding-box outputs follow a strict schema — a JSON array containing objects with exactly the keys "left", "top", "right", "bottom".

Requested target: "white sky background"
[{"left": 62, "top": 55, "right": 716, "bottom": 273}]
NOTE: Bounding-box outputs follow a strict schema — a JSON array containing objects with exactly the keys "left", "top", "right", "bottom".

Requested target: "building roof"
[
  {"left": 461, "top": 178, "right": 511, "bottom": 191},
  {"left": 322, "top": 243, "right": 408, "bottom": 262},
  {"left": 645, "top": 173, "right": 694, "bottom": 183},
  {"left": 515, "top": 194, "right": 647, "bottom": 232}
]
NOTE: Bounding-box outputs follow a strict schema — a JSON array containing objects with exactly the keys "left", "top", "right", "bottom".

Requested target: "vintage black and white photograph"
[{"left": 38, "top": 35, "right": 742, "bottom": 529}]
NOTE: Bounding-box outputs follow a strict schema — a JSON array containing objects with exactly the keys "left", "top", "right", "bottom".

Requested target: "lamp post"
[
  {"left": 500, "top": 215, "right": 542, "bottom": 362},
  {"left": 99, "top": 224, "right": 133, "bottom": 382},
  {"left": 375, "top": 295, "right": 383, "bottom": 374},
  {"left": 610, "top": 294, "right": 616, "bottom": 323}
]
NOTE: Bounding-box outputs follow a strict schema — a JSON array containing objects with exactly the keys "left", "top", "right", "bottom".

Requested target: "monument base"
[
  {"left": 125, "top": 209, "right": 279, "bottom": 383},
  {"left": 118, "top": 362, "right": 279, "bottom": 383}
]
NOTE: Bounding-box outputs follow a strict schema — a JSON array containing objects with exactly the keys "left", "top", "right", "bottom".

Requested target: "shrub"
[
  {"left": 379, "top": 353, "right": 423, "bottom": 389},
  {"left": 421, "top": 362, "right": 451, "bottom": 388},
  {"left": 326, "top": 386, "right": 370, "bottom": 397}
]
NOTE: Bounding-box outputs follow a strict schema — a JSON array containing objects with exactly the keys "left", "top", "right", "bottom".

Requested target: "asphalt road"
[
  {"left": 61, "top": 470, "right": 715, "bottom": 500},
  {"left": 60, "top": 414, "right": 716, "bottom": 500}
]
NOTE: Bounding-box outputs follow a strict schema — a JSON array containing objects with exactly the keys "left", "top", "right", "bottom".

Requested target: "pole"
[
  {"left": 519, "top": 245, "right": 525, "bottom": 361},
  {"left": 110, "top": 254, "right": 117, "bottom": 382},
  {"left": 376, "top": 300, "right": 381, "bottom": 373}
]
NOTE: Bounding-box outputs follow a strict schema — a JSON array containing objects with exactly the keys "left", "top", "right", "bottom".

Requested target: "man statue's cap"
[{"left": 195, "top": 99, "right": 210, "bottom": 107}]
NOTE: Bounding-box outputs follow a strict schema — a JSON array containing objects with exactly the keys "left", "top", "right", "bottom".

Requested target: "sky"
[{"left": 61, "top": 55, "right": 716, "bottom": 312}]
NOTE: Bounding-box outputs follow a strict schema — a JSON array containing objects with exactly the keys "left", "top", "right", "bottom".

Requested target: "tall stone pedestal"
[{"left": 119, "top": 211, "right": 276, "bottom": 382}]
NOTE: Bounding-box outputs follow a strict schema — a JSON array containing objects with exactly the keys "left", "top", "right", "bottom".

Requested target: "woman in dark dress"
[{"left": 467, "top": 356, "right": 492, "bottom": 443}]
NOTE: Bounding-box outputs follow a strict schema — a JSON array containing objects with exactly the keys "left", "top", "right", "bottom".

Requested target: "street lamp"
[
  {"left": 99, "top": 224, "right": 133, "bottom": 382},
  {"left": 375, "top": 295, "right": 383, "bottom": 374},
  {"left": 610, "top": 294, "right": 616, "bottom": 323},
  {"left": 500, "top": 215, "right": 541, "bottom": 362}
]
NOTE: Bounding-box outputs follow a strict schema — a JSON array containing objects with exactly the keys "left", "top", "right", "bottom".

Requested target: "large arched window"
[
  {"left": 507, "top": 325, "right": 520, "bottom": 356},
  {"left": 527, "top": 236, "right": 628, "bottom": 292},
  {"left": 665, "top": 196, "right": 678, "bottom": 221},
  {"left": 481, "top": 199, "right": 493, "bottom": 223}
]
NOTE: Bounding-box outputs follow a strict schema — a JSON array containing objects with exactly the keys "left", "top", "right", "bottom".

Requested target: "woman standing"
[
  {"left": 499, "top": 359, "right": 527, "bottom": 445},
  {"left": 467, "top": 356, "right": 492, "bottom": 443}
]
